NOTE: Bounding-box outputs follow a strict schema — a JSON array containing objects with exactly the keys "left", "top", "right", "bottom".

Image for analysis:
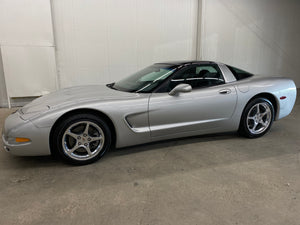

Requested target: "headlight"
[
  {"left": 20, "top": 105, "right": 50, "bottom": 114},
  {"left": 20, "top": 105, "right": 50, "bottom": 120}
]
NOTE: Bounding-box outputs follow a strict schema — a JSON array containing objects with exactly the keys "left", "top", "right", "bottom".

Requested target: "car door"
[{"left": 148, "top": 64, "right": 237, "bottom": 137}]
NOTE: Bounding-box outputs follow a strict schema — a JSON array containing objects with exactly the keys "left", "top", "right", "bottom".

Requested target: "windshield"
[{"left": 112, "top": 64, "right": 177, "bottom": 93}]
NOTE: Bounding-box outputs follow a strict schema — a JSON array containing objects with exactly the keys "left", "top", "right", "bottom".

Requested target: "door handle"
[{"left": 219, "top": 89, "right": 231, "bottom": 94}]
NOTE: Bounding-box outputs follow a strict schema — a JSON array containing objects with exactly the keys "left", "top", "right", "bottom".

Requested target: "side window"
[
  {"left": 167, "top": 64, "right": 225, "bottom": 91},
  {"left": 226, "top": 65, "right": 253, "bottom": 80}
]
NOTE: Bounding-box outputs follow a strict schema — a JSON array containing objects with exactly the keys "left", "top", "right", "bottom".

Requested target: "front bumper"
[
  {"left": 2, "top": 111, "right": 51, "bottom": 156},
  {"left": 2, "top": 132, "right": 32, "bottom": 155},
  {"left": 2, "top": 134, "right": 10, "bottom": 152}
]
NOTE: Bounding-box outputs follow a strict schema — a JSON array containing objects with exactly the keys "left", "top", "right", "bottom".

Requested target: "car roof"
[{"left": 154, "top": 60, "right": 216, "bottom": 66}]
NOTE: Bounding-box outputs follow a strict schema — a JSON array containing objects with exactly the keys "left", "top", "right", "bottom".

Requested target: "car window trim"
[{"left": 152, "top": 63, "right": 225, "bottom": 93}]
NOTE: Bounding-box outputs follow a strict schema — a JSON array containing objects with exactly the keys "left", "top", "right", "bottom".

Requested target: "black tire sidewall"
[
  {"left": 53, "top": 114, "right": 111, "bottom": 165},
  {"left": 240, "top": 98, "right": 274, "bottom": 138}
]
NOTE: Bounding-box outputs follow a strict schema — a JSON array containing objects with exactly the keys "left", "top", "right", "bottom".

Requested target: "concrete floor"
[{"left": 0, "top": 97, "right": 299, "bottom": 225}]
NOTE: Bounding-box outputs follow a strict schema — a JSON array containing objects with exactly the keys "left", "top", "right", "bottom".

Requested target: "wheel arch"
[
  {"left": 49, "top": 108, "right": 116, "bottom": 156},
  {"left": 238, "top": 92, "right": 277, "bottom": 137},
  {"left": 238, "top": 92, "right": 278, "bottom": 130},
  {"left": 246, "top": 93, "right": 278, "bottom": 119}
]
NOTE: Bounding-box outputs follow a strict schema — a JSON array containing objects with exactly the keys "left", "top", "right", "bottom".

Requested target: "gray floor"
[{"left": 0, "top": 96, "right": 299, "bottom": 225}]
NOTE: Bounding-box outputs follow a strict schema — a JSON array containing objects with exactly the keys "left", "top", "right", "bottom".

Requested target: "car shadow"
[
  {"left": 108, "top": 132, "right": 237, "bottom": 157},
  {"left": 1, "top": 126, "right": 299, "bottom": 190},
  {"left": 2, "top": 132, "right": 236, "bottom": 169},
  {"left": 3, "top": 129, "right": 297, "bottom": 169}
]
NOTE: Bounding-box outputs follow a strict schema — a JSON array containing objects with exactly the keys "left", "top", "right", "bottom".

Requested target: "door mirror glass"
[{"left": 169, "top": 83, "right": 192, "bottom": 96}]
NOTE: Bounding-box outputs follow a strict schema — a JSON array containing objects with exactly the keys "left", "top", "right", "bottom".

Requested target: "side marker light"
[{"left": 15, "top": 138, "right": 31, "bottom": 143}]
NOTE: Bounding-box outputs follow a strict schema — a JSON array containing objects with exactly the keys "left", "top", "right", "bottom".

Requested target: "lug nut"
[
  {"left": 83, "top": 134, "right": 87, "bottom": 137},
  {"left": 84, "top": 143, "right": 88, "bottom": 146},
  {"left": 78, "top": 142, "right": 81, "bottom": 145},
  {"left": 88, "top": 138, "right": 91, "bottom": 141},
  {"left": 77, "top": 136, "right": 81, "bottom": 140}
]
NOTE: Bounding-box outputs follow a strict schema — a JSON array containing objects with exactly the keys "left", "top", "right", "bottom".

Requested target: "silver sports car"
[{"left": 2, "top": 61, "right": 297, "bottom": 164}]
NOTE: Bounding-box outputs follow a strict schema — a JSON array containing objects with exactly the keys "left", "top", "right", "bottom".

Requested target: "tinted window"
[
  {"left": 164, "top": 64, "right": 225, "bottom": 92},
  {"left": 227, "top": 65, "right": 253, "bottom": 80}
]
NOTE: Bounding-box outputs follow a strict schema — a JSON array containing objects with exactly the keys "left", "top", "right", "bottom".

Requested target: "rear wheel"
[
  {"left": 239, "top": 98, "right": 274, "bottom": 138},
  {"left": 52, "top": 114, "right": 111, "bottom": 165}
]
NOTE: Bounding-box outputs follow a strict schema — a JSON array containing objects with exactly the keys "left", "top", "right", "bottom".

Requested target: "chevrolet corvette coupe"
[{"left": 2, "top": 61, "right": 297, "bottom": 164}]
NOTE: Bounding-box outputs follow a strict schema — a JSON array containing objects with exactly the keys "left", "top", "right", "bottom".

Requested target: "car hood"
[{"left": 20, "top": 85, "right": 137, "bottom": 120}]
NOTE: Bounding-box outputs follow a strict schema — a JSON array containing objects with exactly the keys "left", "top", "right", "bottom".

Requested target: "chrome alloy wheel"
[
  {"left": 246, "top": 103, "right": 272, "bottom": 135},
  {"left": 62, "top": 121, "right": 105, "bottom": 161}
]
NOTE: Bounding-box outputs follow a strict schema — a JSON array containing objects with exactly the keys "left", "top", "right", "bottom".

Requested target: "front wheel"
[
  {"left": 239, "top": 98, "right": 274, "bottom": 138},
  {"left": 52, "top": 114, "right": 112, "bottom": 165}
]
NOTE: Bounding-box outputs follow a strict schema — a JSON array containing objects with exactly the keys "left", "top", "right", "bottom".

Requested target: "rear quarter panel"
[{"left": 232, "top": 77, "right": 297, "bottom": 128}]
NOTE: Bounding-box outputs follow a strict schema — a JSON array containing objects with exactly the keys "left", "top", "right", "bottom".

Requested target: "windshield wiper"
[{"left": 106, "top": 83, "right": 118, "bottom": 90}]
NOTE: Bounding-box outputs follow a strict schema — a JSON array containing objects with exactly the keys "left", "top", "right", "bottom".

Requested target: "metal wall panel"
[
  {"left": 0, "top": 50, "right": 8, "bottom": 107},
  {"left": 0, "top": 0, "right": 54, "bottom": 46},
  {"left": 51, "top": 0, "right": 198, "bottom": 88},
  {"left": 0, "top": 0, "right": 56, "bottom": 107},
  {"left": 200, "top": 0, "right": 300, "bottom": 86},
  {"left": 1, "top": 46, "right": 57, "bottom": 98}
]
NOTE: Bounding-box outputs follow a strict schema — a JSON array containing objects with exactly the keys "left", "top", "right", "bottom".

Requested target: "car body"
[{"left": 2, "top": 61, "right": 297, "bottom": 164}]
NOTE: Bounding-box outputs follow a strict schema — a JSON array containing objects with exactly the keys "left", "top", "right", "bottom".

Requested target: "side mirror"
[{"left": 169, "top": 83, "right": 192, "bottom": 96}]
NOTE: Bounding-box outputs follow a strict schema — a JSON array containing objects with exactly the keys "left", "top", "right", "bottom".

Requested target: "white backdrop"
[
  {"left": 0, "top": 0, "right": 299, "bottom": 107},
  {"left": 0, "top": 0, "right": 198, "bottom": 106},
  {"left": 52, "top": 0, "right": 198, "bottom": 88},
  {"left": 200, "top": 0, "right": 300, "bottom": 86},
  {"left": 1, "top": 46, "right": 57, "bottom": 97},
  {"left": 0, "top": 0, "right": 57, "bottom": 106}
]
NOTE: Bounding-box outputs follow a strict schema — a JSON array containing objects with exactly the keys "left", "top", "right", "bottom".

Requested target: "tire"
[
  {"left": 52, "top": 113, "right": 112, "bottom": 165},
  {"left": 239, "top": 98, "right": 274, "bottom": 138}
]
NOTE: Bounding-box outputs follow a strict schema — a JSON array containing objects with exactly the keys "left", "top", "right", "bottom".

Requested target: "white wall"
[
  {"left": 200, "top": 0, "right": 300, "bottom": 86},
  {"left": 0, "top": 0, "right": 197, "bottom": 106},
  {"left": 0, "top": 51, "right": 8, "bottom": 107},
  {"left": 52, "top": 0, "right": 198, "bottom": 88},
  {"left": 0, "top": 0, "right": 57, "bottom": 107},
  {"left": 1, "top": 0, "right": 299, "bottom": 107},
  {"left": 1, "top": 46, "right": 57, "bottom": 97}
]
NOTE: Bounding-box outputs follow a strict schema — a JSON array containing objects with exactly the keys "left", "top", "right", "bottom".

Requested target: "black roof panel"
[{"left": 155, "top": 60, "right": 216, "bottom": 66}]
